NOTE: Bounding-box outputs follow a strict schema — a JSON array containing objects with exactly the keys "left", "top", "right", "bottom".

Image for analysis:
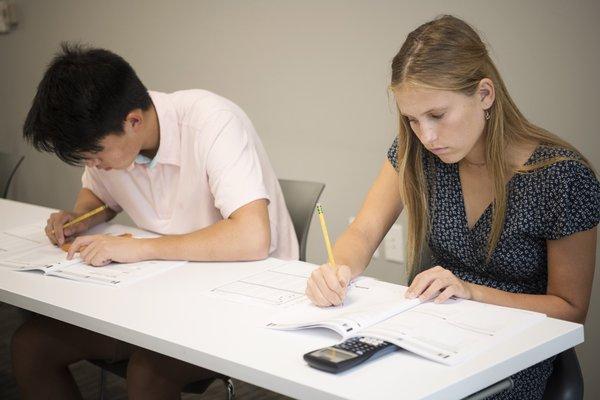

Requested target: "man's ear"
[
  {"left": 478, "top": 78, "right": 495, "bottom": 110},
  {"left": 124, "top": 109, "right": 143, "bottom": 132}
]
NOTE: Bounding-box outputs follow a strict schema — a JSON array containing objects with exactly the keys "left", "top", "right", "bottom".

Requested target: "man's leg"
[
  {"left": 127, "top": 348, "right": 219, "bottom": 400},
  {"left": 11, "top": 314, "right": 128, "bottom": 400}
]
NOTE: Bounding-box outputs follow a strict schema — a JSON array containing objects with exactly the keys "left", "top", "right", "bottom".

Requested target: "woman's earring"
[{"left": 484, "top": 110, "right": 491, "bottom": 120}]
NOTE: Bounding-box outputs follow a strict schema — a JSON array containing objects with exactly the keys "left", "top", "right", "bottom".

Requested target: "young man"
[{"left": 12, "top": 44, "right": 298, "bottom": 400}]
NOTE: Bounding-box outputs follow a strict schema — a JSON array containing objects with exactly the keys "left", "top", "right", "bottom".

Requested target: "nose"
[{"left": 420, "top": 123, "right": 438, "bottom": 146}]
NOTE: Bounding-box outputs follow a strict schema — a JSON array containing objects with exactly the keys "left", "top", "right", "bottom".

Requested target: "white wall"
[{"left": 1, "top": 0, "right": 599, "bottom": 397}]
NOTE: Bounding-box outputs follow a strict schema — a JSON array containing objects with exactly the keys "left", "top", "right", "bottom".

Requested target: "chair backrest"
[
  {"left": 542, "top": 348, "right": 584, "bottom": 400},
  {"left": 0, "top": 152, "right": 25, "bottom": 199},
  {"left": 278, "top": 179, "right": 325, "bottom": 262}
]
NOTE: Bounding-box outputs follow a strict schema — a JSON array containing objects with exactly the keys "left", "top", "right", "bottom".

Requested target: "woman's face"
[{"left": 394, "top": 82, "right": 490, "bottom": 164}]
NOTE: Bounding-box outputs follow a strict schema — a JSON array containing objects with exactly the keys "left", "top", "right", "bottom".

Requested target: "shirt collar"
[{"left": 134, "top": 153, "right": 158, "bottom": 168}]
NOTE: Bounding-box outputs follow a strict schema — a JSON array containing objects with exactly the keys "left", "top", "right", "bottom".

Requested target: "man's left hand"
[{"left": 66, "top": 235, "right": 147, "bottom": 267}]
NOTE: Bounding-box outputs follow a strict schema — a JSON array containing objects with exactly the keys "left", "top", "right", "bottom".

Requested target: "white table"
[{"left": 0, "top": 198, "right": 584, "bottom": 400}]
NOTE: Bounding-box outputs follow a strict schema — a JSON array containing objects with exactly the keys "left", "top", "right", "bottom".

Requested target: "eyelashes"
[{"left": 406, "top": 113, "right": 445, "bottom": 125}]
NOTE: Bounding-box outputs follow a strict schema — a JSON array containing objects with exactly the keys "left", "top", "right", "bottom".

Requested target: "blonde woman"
[{"left": 305, "top": 15, "right": 599, "bottom": 399}]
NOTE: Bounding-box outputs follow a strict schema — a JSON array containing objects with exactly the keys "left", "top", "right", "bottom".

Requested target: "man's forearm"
[{"left": 141, "top": 216, "right": 270, "bottom": 262}]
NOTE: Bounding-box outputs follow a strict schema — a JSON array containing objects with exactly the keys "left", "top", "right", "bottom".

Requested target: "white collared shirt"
[{"left": 82, "top": 90, "right": 298, "bottom": 260}]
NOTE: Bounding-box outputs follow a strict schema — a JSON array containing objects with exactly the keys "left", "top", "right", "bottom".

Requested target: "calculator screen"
[{"left": 311, "top": 347, "right": 357, "bottom": 362}]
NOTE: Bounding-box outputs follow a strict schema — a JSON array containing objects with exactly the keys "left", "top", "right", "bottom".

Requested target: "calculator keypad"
[{"left": 334, "top": 336, "right": 387, "bottom": 355}]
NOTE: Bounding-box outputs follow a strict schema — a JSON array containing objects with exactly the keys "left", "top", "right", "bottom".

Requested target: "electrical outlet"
[
  {"left": 0, "top": 1, "right": 9, "bottom": 33},
  {"left": 384, "top": 224, "right": 404, "bottom": 263},
  {"left": 0, "top": 0, "right": 16, "bottom": 33},
  {"left": 349, "top": 216, "right": 381, "bottom": 258}
]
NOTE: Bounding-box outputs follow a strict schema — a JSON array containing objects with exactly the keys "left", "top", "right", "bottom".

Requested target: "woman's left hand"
[{"left": 406, "top": 266, "right": 473, "bottom": 303}]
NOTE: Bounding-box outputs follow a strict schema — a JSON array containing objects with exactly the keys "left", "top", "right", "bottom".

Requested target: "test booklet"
[
  {"left": 0, "top": 221, "right": 185, "bottom": 287},
  {"left": 262, "top": 261, "right": 546, "bottom": 366}
]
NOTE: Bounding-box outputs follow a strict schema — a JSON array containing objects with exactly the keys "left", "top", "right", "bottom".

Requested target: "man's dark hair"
[{"left": 23, "top": 43, "right": 152, "bottom": 165}]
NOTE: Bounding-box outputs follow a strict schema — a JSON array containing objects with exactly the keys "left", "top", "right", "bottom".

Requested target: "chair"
[
  {"left": 278, "top": 179, "right": 325, "bottom": 261},
  {"left": 465, "top": 347, "right": 583, "bottom": 399},
  {"left": 90, "top": 179, "right": 324, "bottom": 399},
  {"left": 543, "top": 348, "right": 584, "bottom": 400},
  {"left": 0, "top": 152, "right": 24, "bottom": 199},
  {"left": 463, "top": 378, "right": 514, "bottom": 400},
  {"left": 91, "top": 358, "right": 234, "bottom": 400}
]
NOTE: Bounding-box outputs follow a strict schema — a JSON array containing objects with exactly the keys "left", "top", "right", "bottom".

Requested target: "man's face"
[{"left": 81, "top": 129, "right": 141, "bottom": 170}]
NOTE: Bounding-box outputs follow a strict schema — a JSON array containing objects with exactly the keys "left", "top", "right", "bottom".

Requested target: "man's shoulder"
[
  {"left": 156, "top": 89, "right": 243, "bottom": 116},
  {"left": 153, "top": 90, "right": 252, "bottom": 151},
  {"left": 154, "top": 89, "right": 250, "bottom": 136}
]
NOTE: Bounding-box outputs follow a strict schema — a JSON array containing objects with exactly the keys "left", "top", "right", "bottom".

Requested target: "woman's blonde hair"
[{"left": 390, "top": 15, "right": 590, "bottom": 276}]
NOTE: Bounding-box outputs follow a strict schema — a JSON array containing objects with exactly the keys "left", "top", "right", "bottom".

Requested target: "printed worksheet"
[
  {"left": 0, "top": 221, "right": 48, "bottom": 259},
  {"left": 46, "top": 259, "right": 185, "bottom": 286},
  {"left": 0, "top": 221, "right": 185, "bottom": 286},
  {"left": 359, "top": 298, "right": 546, "bottom": 365}
]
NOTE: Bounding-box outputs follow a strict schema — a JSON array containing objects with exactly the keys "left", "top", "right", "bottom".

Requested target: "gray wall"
[{"left": 1, "top": 0, "right": 599, "bottom": 397}]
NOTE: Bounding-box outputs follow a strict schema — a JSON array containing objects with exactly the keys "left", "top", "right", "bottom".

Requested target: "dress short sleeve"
[
  {"left": 387, "top": 137, "right": 399, "bottom": 171},
  {"left": 543, "top": 160, "right": 600, "bottom": 240}
]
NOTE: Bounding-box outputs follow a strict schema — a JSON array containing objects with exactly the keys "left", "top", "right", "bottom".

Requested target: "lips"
[{"left": 430, "top": 147, "right": 449, "bottom": 155}]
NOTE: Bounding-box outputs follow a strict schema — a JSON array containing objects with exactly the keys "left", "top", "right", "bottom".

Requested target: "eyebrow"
[{"left": 401, "top": 107, "right": 447, "bottom": 119}]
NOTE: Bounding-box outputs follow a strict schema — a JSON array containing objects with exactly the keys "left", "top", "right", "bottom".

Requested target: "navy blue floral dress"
[{"left": 387, "top": 138, "right": 600, "bottom": 399}]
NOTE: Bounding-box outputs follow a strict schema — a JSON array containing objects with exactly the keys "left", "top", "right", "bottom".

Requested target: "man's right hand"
[
  {"left": 45, "top": 211, "right": 91, "bottom": 246},
  {"left": 305, "top": 263, "right": 352, "bottom": 307}
]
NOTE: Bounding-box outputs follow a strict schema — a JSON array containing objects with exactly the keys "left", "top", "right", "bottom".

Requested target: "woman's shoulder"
[
  {"left": 519, "top": 145, "right": 599, "bottom": 239},
  {"left": 529, "top": 144, "right": 584, "bottom": 163},
  {"left": 514, "top": 143, "right": 598, "bottom": 213},
  {"left": 525, "top": 144, "right": 594, "bottom": 180}
]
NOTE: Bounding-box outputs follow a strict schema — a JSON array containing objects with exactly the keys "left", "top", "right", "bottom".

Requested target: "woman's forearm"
[
  {"left": 468, "top": 283, "right": 587, "bottom": 323},
  {"left": 333, "top": 225, "right": 377, "bottom": 279}
]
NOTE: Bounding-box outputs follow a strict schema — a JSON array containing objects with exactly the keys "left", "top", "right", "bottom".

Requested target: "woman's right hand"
[
  {"left": 44, "top": 211, "right": 91, "bottom": 246},
  {"left": 306, "top": 263, "right": 353, "bottom": 307}
]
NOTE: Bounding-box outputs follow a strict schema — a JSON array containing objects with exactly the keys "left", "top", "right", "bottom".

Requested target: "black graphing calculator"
[{"left": 303, "top": 336, "right": 398, "bottom": 373}]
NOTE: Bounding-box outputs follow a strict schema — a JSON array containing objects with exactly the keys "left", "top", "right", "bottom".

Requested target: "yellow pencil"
[
  {"left": 316, "top": 203, "right": 336, "bottom": 267},
  {"left": 62, "top": 204, "right": 109, "bottom": 230}
]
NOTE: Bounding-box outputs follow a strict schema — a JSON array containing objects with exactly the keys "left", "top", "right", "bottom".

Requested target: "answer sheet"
[
  {"left": 207, "top": 260, "right": 311, "bottom": 307},
  {"left": 207, "top": 259, "right": 405, "bottom": 314}
]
